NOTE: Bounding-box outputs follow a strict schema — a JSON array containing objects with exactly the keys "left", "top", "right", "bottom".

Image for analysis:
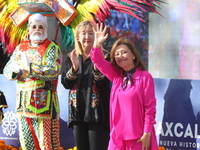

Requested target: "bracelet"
[{"left": 66, "top": 68, "right": 78, "bottom": 80}]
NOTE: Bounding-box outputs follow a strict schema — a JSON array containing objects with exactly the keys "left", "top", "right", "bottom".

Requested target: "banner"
[
  {"left": 1, "top": 74, "right": 200, "bottom": 149},
  {"left": 155, "top": 78, "right": 200, "bottom": 150}
]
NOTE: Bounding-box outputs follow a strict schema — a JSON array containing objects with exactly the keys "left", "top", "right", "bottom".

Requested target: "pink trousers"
[{"left": 108, "top": 137, "right": 142, "bottom": 150}]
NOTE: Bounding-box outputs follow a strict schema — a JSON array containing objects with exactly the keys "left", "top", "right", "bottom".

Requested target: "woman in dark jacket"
[{"left": 61, "top": 20, "right": 110, "bottom": 150}]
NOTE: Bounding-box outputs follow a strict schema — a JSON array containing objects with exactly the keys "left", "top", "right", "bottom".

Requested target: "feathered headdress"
[
  {"left": 0, "top": 0, "right": 165, "bottom": 54},
  {"left": 0, "top": 0, "right": 28, "bottom": 54}
]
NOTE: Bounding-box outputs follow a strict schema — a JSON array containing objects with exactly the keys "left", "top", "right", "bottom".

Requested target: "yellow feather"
[
  {"left": 0, "top": 0, "right": 27, "bottom": 53},
  {"left": 69, "top": 0, "right": 104, "bottom": 30}
]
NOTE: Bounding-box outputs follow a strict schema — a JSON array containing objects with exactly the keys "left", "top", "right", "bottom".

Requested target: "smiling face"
[
  {"left": 78, "top": 25, "right": 94, "bottom": 50},
  {"left": 114, "top": 44, "right": 135, "bottom": 71},
  {"left": 74, "top": 20, "right": 96, "bottom": 55},
  {"left": 110, "top": 38, "right": 146, "bottom": 72}
]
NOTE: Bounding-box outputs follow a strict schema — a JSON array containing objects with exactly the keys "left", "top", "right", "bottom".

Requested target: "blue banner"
[
  {"left": 155, "top": 78, "right": 200, "bottom": 150},
  {"left": 1, "top": 74, "right": 200, "bottom": 149}
]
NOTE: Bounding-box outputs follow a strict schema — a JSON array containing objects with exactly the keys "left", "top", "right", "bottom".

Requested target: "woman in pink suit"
[{"left": 90, "top": 23, "right": 158, "bottom": 150}]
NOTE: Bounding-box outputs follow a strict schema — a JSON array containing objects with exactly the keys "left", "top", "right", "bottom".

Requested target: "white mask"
[{"left": 29, "top": 30, "right": 47, "bottom": 43}]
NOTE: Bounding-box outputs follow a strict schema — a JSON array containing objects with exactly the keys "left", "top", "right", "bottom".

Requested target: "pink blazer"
[{"left": 90, "top": 47, "right": 158, "bottom": 148}]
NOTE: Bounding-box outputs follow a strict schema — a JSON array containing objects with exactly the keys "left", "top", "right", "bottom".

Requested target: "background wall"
[{"left": 149, "top": 0, "right": 200, "bottom": 79}]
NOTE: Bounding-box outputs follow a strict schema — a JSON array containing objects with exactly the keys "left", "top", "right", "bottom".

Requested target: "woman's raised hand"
[
  {"left": 93, "top": 23, "right": 109, "bottom": 48},
  {"left": 70, "top": 49, "right": 79, "bottom": 72}
]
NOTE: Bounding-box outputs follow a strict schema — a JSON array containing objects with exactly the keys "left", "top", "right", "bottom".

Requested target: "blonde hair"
[
  {"left": 74, "top": 20, "right": 95, "bottom": 56},
  {"left": 110, "top": 37, "right": 146, "bottom": 72}
]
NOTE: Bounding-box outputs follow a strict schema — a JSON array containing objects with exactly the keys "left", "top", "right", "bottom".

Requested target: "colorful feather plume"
[
  {"left": 0, "top": 0, "right": 28, "bottom": 54},
  {"left": 0, "top": 0, "right": 165, "bottom": 54},
  {"left": 59, "top": 0, "right": 112, "bottom": 50},
  {"left": 60, "top": 0, "right": 165, "bottom": 50}
]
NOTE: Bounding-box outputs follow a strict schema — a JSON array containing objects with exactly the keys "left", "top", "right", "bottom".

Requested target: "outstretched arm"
[
  {"left": 93, "top": 23, "right": 109, "bottom": 48},
  {"left": 90, "top": 23, "right": 118, "bottom": 82}
]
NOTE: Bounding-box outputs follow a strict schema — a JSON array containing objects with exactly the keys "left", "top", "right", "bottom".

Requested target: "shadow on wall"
[{"left": 159, "top": 79, "right": 200, "bottom": 150}]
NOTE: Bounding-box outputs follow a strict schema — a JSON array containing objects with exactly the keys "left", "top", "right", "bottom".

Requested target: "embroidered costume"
[{"left": 3, "top": 39, "right": 62, "bottom": 150}]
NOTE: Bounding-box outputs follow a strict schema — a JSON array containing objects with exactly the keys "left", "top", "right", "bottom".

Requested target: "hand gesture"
[
  {"left": 11, "top": 61, "right": 20, "bottom": 73},
  {"left": 70, "top": 49, "right": 79, "bottom": 72},
  {"left": 93, "top": 23, "right": 109, "bottom": 48},
  {"left": 136, "top": 133, "right": 151, "bottom": 150},
  {"left": 20, "top": 51, "right": 30, "bottom": 70}
]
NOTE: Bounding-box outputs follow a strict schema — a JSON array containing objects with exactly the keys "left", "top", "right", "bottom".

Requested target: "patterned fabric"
[
  {"left": 18, "top": 117, "right": 38, "bottom": 150},
  {"left": 3, "top": 39, "right": 62, "bottom": 150},
  {"left": 18, "top": 116, "right": 60, "bottom": 150},
  {"left": 121, "top": 67, "right": 136, "bottom": 90},
  {"left": 61, "top": 49, "right": 110, "bottom": 127},
  {"left": 3, "top": 39, "right": 62, "bottom": 118},
  {"left": 93, "top": 70, "right": 105, "bottom": 81},
  {"left": 66, "top": 67, "right": 78, "bottom": 80}
]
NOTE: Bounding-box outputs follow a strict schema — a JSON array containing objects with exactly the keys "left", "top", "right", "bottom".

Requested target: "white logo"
[{"left": 2, "top": 111, "right": 18, "bottom": 136}]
